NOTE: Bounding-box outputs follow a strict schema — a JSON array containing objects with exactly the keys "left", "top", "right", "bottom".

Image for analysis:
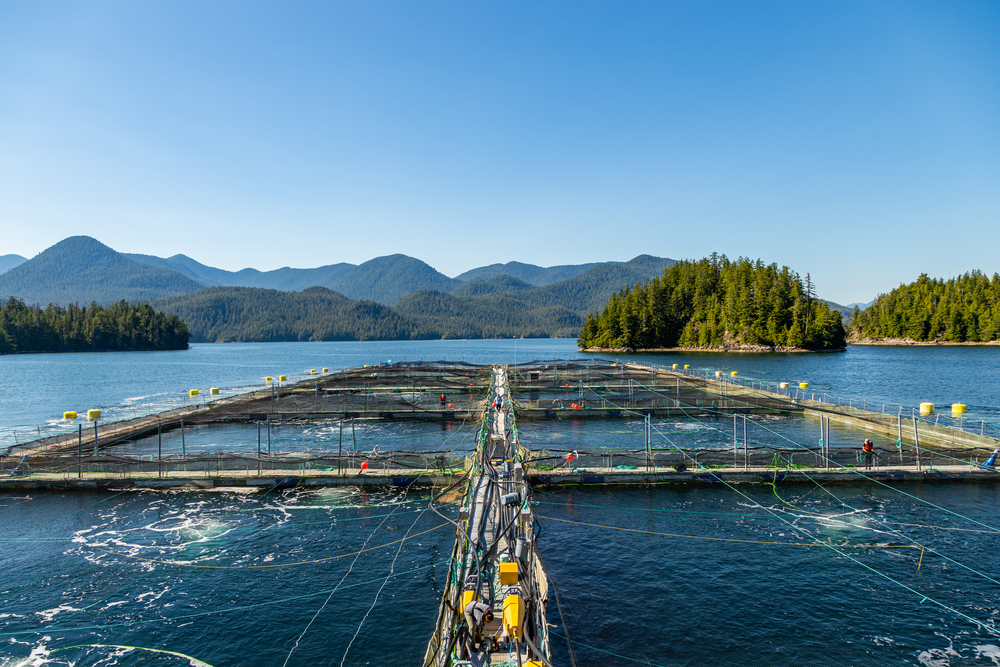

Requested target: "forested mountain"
[
  {"left": 851, "top": 272, "right": 1000, "bottom": 342},
  {"left": 578, "top": 255, "right": 846, "bottom": 351},
  {"left": 507, "top": 255, "right": 676, "bottom": 315},
  {"left": 0, "top": 254, "right": 26, "bottom": 275},
  {"left": 452, "top": 275, "right": 536, "bottom": 297},
  {"left": 0, "top": 297, "right": 189, "bottom": 353},
  {"left": 0, "top": 237, "right": 203, "bottom": 306},
  {"left": 334, "top": 255, "right": 460, "bottom": 304},
  {"left": 393, "top": 290, "right": 582, "bottom": 338},
  {"left": 151, "top": 287, "right": 432, "bottom": 343},
  {"left": 455, "top": 260, "right": 599, "bottom": 286},
  {"left": 129, "top": 251, "right": 457, "bottom": 304}
]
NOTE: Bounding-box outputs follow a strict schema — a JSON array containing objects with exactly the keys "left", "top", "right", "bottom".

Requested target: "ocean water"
[
  {"left": 3, "top": 340, "right": 1000, "bottom": 666},
  {"left": 4, "top": 340, "right": 1000, "bottom": 448}
]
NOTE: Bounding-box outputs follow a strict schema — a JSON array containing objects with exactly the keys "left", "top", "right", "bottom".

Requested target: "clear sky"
[{"left": 0, "top": 1, "right": 997, "bottom": 304}]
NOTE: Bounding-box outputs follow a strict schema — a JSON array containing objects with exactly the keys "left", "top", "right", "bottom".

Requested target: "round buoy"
[
  {"left": 448, "top": 403, "right": 453, "bottom": 409},
  {"left": 567, "top": 454, "right": 575, "bottom": 462},
  {"left": 360, "top": 461, "right": 369, "bottom": 471},
  {"left": 572, "top": 403, "right": 579, "bottom": 409},
  {"left": 309, "top": 369, "right": 316, "bottom": 374},
  {"left": 565, "top": 383, "right": 570, "bottom": 388}
]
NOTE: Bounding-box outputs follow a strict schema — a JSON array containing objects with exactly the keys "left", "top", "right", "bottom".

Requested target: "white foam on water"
[
  {"left": 976, "top": 646, "right": 1000, "bottom": 665},
  {"left": 34, "top": 605, "right": 80, "bottom": 623}
]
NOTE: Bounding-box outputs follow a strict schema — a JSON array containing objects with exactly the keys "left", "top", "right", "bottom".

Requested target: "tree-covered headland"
[
  {"left": 0, "top": 297, "right": 190, "bottom": 353},
  {"left": 577, "top": 255, "right": 846, "bottom": 351},
  {"left": 851, "top": 271, "right": 1000, "bottom": 343}
]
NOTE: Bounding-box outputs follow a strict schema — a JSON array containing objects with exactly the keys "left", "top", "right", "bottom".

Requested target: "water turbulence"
[{"left": 4, "top": 359, "right": 1000, "bottom": 666}]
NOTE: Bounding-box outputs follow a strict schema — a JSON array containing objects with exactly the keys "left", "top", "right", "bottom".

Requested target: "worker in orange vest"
[{"left": 862, "top": 439, "right": 874, "bottom": 469}]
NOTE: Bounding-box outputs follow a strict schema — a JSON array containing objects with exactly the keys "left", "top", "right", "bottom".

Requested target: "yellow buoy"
[
  {"left": 310, "top": 369, "right": 317, "bottom": 374},
  {"left": 322, "top": 367, "right": 328, "bottom": 372},
  {"left": 672, "top": 363, "right": 679, "bottom": 369},
  {"left": 920, "top": 402, "right": 935, "bottom": 415},
  {"left": 279, "top": 375, "right": 286, "bottom": 381},
  {"left": 683, "top": 364, "right": 690, "bottom": 369},
  {"left": 63, "top": 411, "right": 78, "bottom": 420},
  {"left": 730, "top": 371, "right": 738, "bottom": 377},
  {"left": 798, "top": 382, "right": 809, "bottom": 389},
  {"left": 189, "top": 389, "right": 199, "bottom": 397},
  {"left": 210, "top": 387, "right": 220, "bottom": 395},
  {"left": 265, "top": 376, "right": 273, "bottom": 382},
  {"left": 951, "top": 403, "right": 966, "bottom": 414},
  {"left": 87, "top": 409, "right": 101, "bottom": 421}
]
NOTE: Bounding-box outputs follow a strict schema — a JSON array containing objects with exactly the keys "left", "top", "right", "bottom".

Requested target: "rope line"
[{"left": 535, "top": 515, "right": 918, "bottom": 549}]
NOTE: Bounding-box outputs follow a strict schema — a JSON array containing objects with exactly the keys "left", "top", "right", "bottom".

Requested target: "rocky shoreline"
[
  {"left": 579, "top": 344, "right": 828, "bottom": 353},
  {"left": 850, "top": 337, "right": 1000, "bottom": 346}
]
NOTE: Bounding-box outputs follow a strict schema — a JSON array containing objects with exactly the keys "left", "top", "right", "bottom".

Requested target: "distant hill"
[
  {"left": 331, "top": 254, "right": 460, "bottom": 304},
  {"left": 455, "top": 261, "right": 599, "bottom": 286},
  {"left": 821, "top": 300, "right": 854, "bottom": 319},
  {"left": 508, "top": 255, "right": 677, "bottom": 315},
  {"left": 451, "top": 275, "right": 536, "bottom": 297},
  {"left": 129, "top": 251, "right": 457, "bottom": 305},
  {"left": 0, "top": 237, "right": 203, "bottom": 306},
  {"left": 393, "top": 290, "right": 582, "bottom": 339},
  {"left": 151, "top": 287, "right": 431, "bottom": 343},
  {"left": 0, "top": 254, "right": 26, "bottom": 275},
  {"left": 126, "top": 252, "right": 357, "bottom": 291}
]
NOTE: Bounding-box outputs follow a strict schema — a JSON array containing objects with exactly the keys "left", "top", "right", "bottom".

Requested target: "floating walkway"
[{"left": 424, "top": 367, "right": 551, "bottom": 667}]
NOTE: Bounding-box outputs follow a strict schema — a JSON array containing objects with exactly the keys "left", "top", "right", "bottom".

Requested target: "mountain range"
[{"left": 0, "top": 236, "right": 676, "bottom": 342}]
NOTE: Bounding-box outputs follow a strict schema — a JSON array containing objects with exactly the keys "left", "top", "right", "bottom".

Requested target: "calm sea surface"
[{"left": 3, "top": 340, "right": 1000, "bottom": 666}]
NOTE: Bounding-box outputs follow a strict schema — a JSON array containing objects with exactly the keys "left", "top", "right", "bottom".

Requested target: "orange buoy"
[
  {"left": 572, "top": 403, "right": 579, "bottom": 409},
  {"left": 448, "top": 403, "right": 453, "bottom": 409},
  {"left": 360, "top": 461, "right": 369, "bottom": 471},
  {"left": 565, "top": 383, "right": 570, "bottom": 388},
  {"left": 567, "top": 454, "right": 575, "bottom": 462}
]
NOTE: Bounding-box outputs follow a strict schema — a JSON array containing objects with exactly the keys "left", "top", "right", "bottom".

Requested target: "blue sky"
[{"left": 0, "top": 1, "right": 997, "bottom": 304}]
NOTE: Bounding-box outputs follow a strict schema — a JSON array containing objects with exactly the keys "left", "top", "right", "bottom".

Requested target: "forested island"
[
  {"left": 577, "top": 255, "right": 847, "bottom": 351},
  {"left": 851, "top": 271, "right": 1000, "bottom": 344},
  {"left": 0, "top": 297, "right": 190, "bottom": 354}
]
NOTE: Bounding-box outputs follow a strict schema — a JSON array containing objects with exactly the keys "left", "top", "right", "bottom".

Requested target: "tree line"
[
  {"left": 851, "top": 271, "right": 1000, "bottom": 342},
  {"left": 0, "top": 297, "right": 190, "bottom": 353},
  {"left": 577, "top": 255, "right": 847, "bottom": 350}
]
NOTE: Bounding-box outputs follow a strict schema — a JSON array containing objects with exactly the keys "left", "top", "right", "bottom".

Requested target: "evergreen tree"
[{"left": 577, "top": 256, "right": 846, "bottom": 350}]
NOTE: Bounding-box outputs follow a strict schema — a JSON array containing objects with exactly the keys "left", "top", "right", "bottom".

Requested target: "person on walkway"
[
  {"left": 463, "top": 600, "right": 494, "bottom": 650},
  {"left": 862, "top": 439, "right": 874, "bottom": 469}
]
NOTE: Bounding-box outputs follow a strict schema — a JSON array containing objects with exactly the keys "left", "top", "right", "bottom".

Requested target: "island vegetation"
[
  {"left": 851, "top": 271, "right": 1000, "bottom": 343},
  {"left": 577, "top": 255, "right": 847, "bottom": 351},
  {"left": 0, "top": 297, "right": 190, "bottom": 354}
]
